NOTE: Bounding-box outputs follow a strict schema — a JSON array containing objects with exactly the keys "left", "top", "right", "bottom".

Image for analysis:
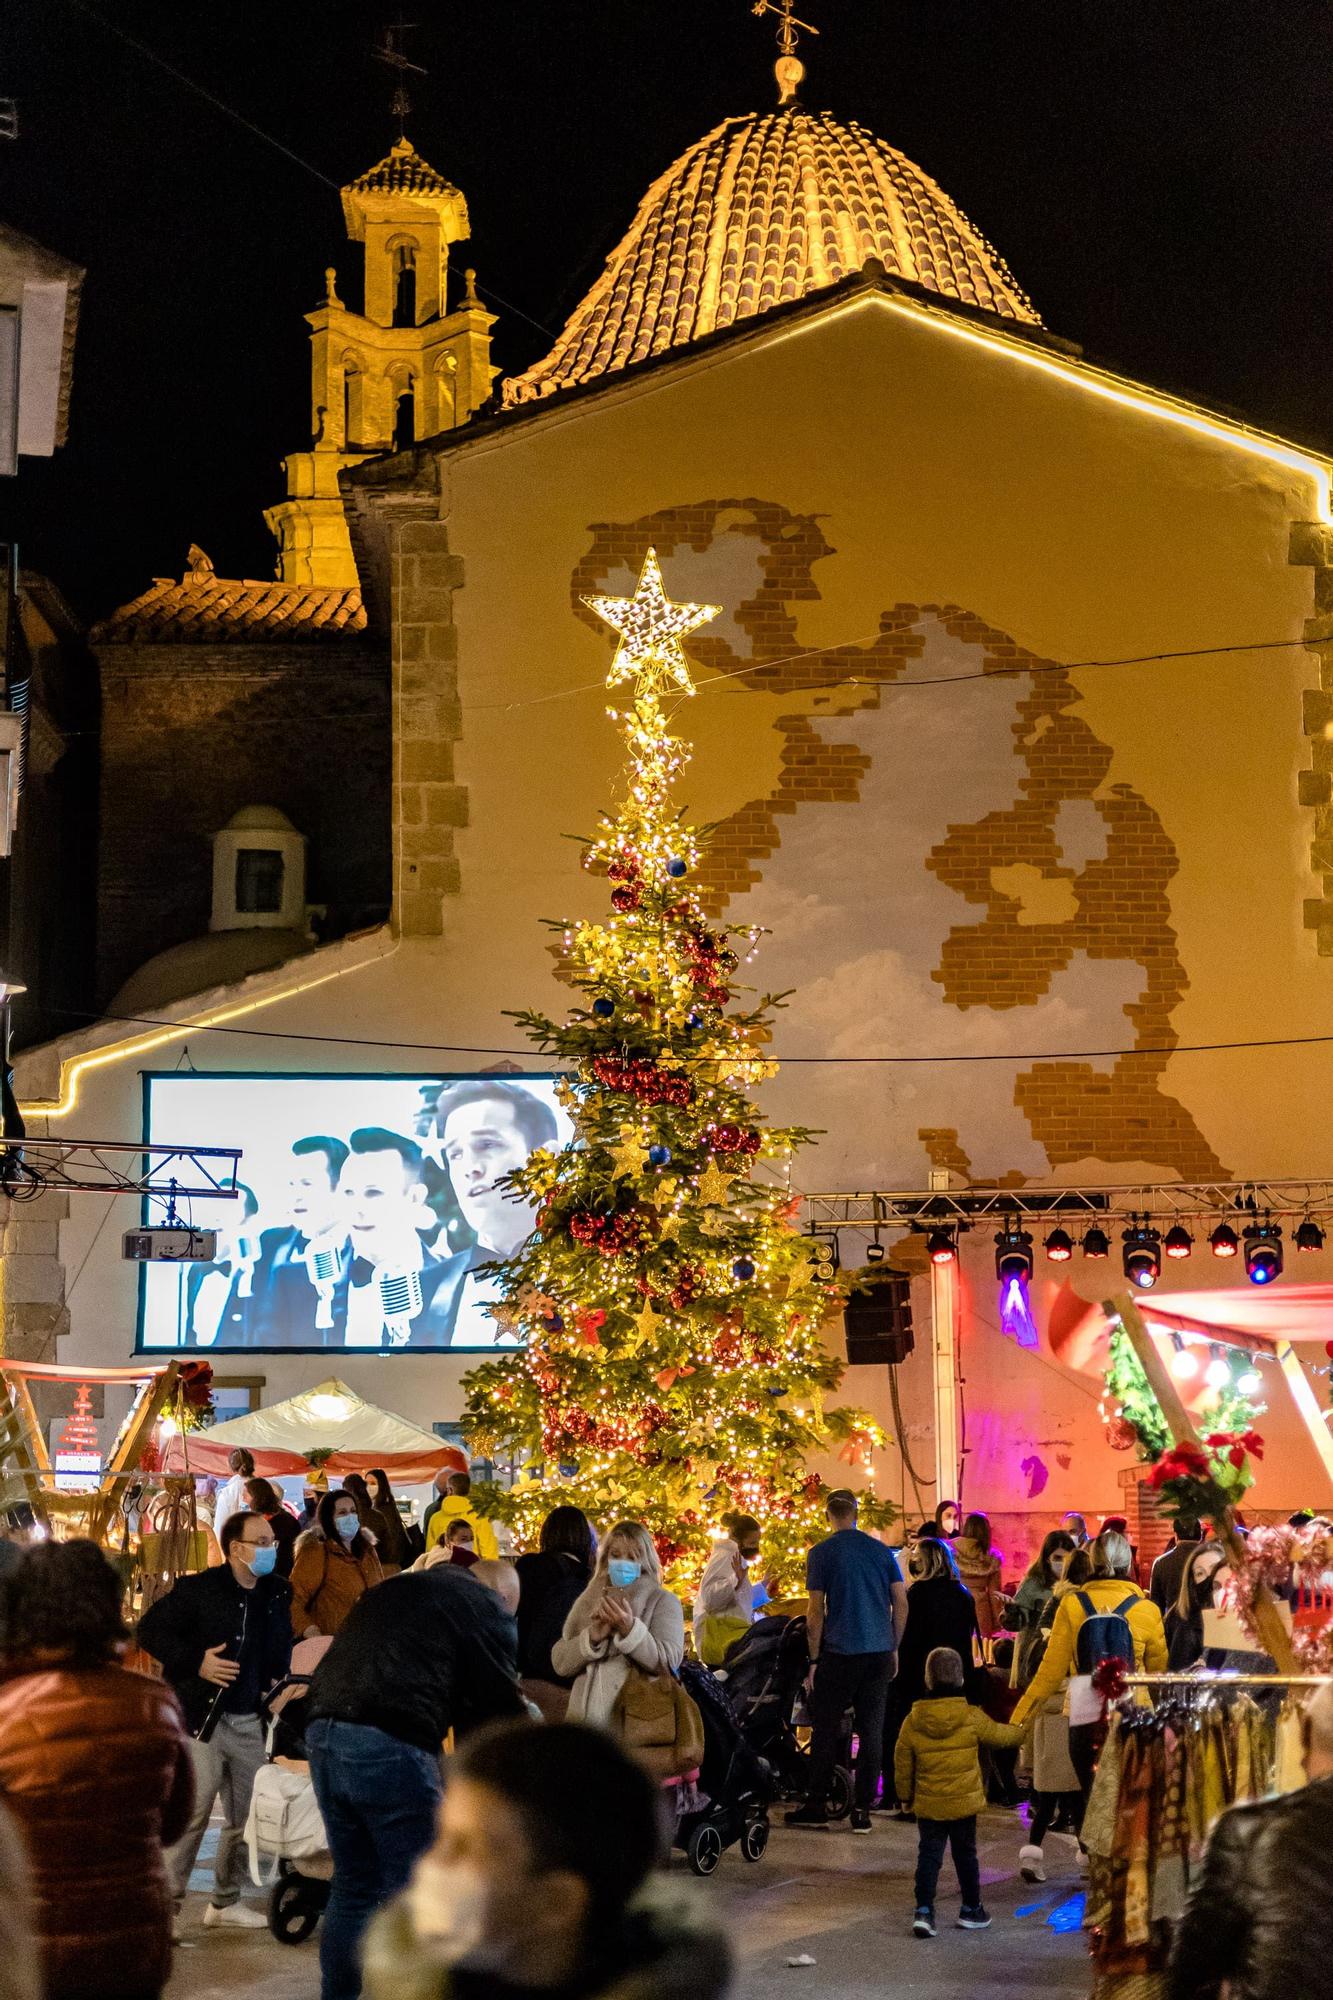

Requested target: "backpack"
[
  {"left": 1073, "top": 1590, "right": 1139, "bottom": 1675},
  {"left": 244, "top": 1763, "right": 328, "bottom": 1885}
]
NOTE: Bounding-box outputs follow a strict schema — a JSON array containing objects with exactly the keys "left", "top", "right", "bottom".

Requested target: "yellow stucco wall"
[{"left": 33, "top": 290, "right": 1333, "bottom": 1539}]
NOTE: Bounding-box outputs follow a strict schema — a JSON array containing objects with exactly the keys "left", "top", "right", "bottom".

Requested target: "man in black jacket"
[
  {"left": 1149, "top": 1516, "right": 1203, "bottom": 1616},
  {"left": 306, "top": 1559, "right": 525, "bottom": 2000},
  {"left": 138, "top": 1508, "right": 293, "bottom": 1930},
  {"left": 1169, "top": 1682, "right": 1333, "bottom": 2000}
]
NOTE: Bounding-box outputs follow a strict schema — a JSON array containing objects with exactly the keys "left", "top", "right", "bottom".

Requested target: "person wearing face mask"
[
  {"left": 138, "top": 1508, "right": 293, "bottom": 1932},
  {"left": 1168, "top": 1544, "right": 1236, "bottom": 1671},
  {"left": 362, "top": 1720, "right": 731, "bottom": 2000},
  {"left": 1004, "top": 1531, "right": 1077, "bottom": 1687},
  {"left": 880, "top": 1536, "right": 982, "bottom": 1817},
  {"left": 290, "top": 1490, "right": 385, "bottom": 1640},
  {"left": 550, "top": 1522, "right": 685, "bottom": 1732},
  {"left": 693, "top": 1512, "right": 763, "bottom": 1666}
]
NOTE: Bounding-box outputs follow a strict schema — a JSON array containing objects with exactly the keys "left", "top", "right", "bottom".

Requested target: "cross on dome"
[
  {"left": 582, "top": 549, "right": 720, "bottom": 699},
  {"left": 752, "top": 0, "right": 820, "bottom": 103}
]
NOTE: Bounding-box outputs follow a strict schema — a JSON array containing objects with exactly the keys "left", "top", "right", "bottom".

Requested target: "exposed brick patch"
[
  {"left": 572, "top": 499, "right": 1224, "bottom": 1181},
  {"left": 391, "top": 516, "right": 466, "bottom": 935},
  {"left": 1289, "top": 522, "right": 1333, "bottom": 952}
]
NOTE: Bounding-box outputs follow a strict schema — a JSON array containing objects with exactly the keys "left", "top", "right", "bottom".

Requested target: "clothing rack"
[{"left": 1125, "top": 1672, "right": 1331, "bottom": 1687}]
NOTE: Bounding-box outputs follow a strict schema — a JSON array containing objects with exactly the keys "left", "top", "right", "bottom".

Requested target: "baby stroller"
[
  {"left": 716, "top": 1613, "right": 854, "bottom": 1820},
  {"left": 671, "top": 1659, "right": 776, "bottom": 1876},
  {"left": 245, "top": 1640, "right": 333, "bottom": 1945}
]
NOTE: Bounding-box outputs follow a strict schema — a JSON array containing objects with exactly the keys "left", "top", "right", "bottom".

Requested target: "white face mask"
[
  {"left": 1049, "top": 1554, "right": 1067, "bottom": 1579},
  {"left": 406, "top": 1856, "right": 488, "bottom": 1965}
]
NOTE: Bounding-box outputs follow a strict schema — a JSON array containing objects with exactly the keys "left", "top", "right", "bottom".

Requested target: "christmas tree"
[
  {"left": 464, "top": 550, "right": 891, "bottom": 1586},
  {"left": 57, "top": 1382, "right": 99, "bottom": 1457}
]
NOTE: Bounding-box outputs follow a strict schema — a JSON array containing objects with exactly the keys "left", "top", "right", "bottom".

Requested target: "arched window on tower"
[
  {"left": 342, "top": 362, "right": 361, "bottom": 449},
  {"left": 393, "top": 244, "right": 417, "bottom": 328},
  {"left": 394, "top": 378, "right": 416, "bottom": 452}
]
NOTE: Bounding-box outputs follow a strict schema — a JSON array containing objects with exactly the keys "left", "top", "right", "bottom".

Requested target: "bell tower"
[{"left": 265, "top": 138, "right": 497, "bottom": 588}]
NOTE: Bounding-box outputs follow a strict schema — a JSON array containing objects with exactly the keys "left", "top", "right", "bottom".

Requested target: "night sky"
[{"left": 8, "top": 0, "right": 1333, "bottom": 620}]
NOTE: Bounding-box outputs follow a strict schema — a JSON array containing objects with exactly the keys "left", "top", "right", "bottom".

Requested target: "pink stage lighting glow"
[{"left": 999, "top": 1274, "right": 1040, "bottom": 1350}]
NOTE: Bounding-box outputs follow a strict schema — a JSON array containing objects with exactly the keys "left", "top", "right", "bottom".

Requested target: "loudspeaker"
[{"left": 843, "top": 1270, "right": 915, "bottom": 1366}]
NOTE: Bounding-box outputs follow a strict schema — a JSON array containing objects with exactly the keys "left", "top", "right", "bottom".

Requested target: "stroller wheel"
[
  {"left": 269, "top": 1875, "right": 323, "bottom": 1945},
  {"left": 827, "top": 1766, "right": 853, "bottom": 1822},
  {"left": 741, "top": 1817, "right": 770, "bottom": 1862},
  {"left": 686, "top": 1822, "right": 725, "bottom": 1877}
]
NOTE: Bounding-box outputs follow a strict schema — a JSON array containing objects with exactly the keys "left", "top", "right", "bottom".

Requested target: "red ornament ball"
[{"left": 1104, "top": 1414, "right": 1138, "bottom": 1452}]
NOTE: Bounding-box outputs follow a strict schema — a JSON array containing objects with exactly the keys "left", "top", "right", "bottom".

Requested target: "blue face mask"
[
  {"left": 246, "top": 1543, "right": 278, "bottom": 1577},
  {"left": 607, "top": 1558, "right": 641, "bottom": 1590},
  {"left": 336, "top": 1514, "right": 360, "bottom": 1543}
]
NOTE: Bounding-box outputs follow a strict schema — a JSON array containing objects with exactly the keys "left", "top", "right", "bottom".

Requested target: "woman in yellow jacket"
[{"left": 1010, "top": 1529, "right": 1167, "bottom": 1801}]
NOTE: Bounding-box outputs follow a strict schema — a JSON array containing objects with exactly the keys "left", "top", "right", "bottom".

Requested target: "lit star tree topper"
[
  {"left": 581, "top": 547, "right": 721, "bottom": 698},
  {"left": 461, "top": 546, "right": 893, "bottom": 1586}
]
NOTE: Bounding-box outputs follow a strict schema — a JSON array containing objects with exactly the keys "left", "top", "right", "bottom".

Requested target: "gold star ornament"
[
  {"left": 582, "top": 548, "right": 720, "bottom": 699},
  {"left": 696, "top": 1158, "right": 734, "bottom": 1207}
]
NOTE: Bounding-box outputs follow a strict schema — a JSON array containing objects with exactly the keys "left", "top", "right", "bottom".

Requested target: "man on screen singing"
[
  {"left": 336, "top": 1128, "right": 463, "bottom": 1349},
  {"left": 242, "top": 1135, "right": 351, "bottom": 1350},
  {"left": 427, "top": 1080, "right": 560, "bottom": 1347}
]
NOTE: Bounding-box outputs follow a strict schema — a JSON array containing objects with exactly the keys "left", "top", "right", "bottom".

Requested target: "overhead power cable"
[{"left": 38, "top": 1003, "right": 1333, "bottom": 1070}]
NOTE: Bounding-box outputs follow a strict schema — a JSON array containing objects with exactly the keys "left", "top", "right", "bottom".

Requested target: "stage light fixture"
[
  {"left": 1296, "top": 1218, "right": 1326, "bottom": 1253},
  {"left": 926, "top": 1227, "right": 958, "bottom": 1266},
  {"left": 1081, "top": 1226, "right": 1110, "bottom": 1260},
  {"left": 1237, "top": 1357, "right": 1263, "bottom": 1394},
  {"left": 1170, "top": 1332, "right": 1199, "bottom": 1380},
  {"left": 1163, "top": 1225, "right": 1194, "bottom": 1260},
  {"left": 866, "top": 1233, "right": 886, "bottom": 1264},
  {"left": 1209, "top": 1222, "right": 1239, "bottom": 1259},
  {"left": 994, "top": 1223, "right": 1034, "bottom": 1284},
  {"left": 1205, "top": 1346, "right": 1233, "bottom": 1389},
  {"left": 1244, "top": 1221, "right": 1283, "bottom": 1286},
  {"left": 1044, "top": 1226, "right": 1074, "bottom": 1263},
  {"left": 1122, "top": 1222, "right": 1161, "bottom": 1290}
]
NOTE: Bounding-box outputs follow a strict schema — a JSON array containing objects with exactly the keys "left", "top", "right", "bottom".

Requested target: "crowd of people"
[{"left": 0, "top": 1479, "right": 1329, "bottom": 2000}]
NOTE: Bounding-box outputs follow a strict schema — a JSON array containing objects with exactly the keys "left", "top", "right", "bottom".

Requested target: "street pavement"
[{"left": 167, "top": 1810, "right": 1090, "bottom": 1999}]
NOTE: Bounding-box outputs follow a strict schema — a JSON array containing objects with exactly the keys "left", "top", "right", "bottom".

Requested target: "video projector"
[{"left": 122, "top": 1227, "right": 218, "bottom": 1263}]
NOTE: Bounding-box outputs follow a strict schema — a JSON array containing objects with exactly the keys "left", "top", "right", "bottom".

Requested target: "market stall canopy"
[
  {"left": 1130, "top": 1286, "right": 1333, "bottom": 1353},
  {"left": 161, "top": 1377, "right": 467, "bottom": 1482}
]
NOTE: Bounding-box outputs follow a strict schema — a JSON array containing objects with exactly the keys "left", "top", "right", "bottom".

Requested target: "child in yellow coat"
[{"left": 894, "top": 1646, "right": 1028, "bottom": 1937}]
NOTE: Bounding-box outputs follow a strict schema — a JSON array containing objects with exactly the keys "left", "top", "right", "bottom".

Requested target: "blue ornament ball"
[
  {"left": 543, "top": 1312, "right": 565, "bottom": 1333},
  {"left": 732, "top": 1257, "right": 756, "bottom": 1281},
  {"left": 685, "top": 1011, "right": 704, "bottom": 1032},
  {"left": 648, "top": 1144, "right": 672, "bottom": 1167},
  {"left": 592, "top": 996, "right": 614, "bottom": 1018},
  {"left": 667, "top": 857, "right": 687, "bottom": 878}
]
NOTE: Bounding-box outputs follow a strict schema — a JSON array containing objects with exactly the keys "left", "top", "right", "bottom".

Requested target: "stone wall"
[{"left": 389, "top": 515, "right": 467, "bottom": 936}]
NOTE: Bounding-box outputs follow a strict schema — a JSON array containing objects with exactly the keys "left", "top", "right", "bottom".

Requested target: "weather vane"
[
  {"left": 373, "top": 18, "right": 427, "bottom": 137},
  {"left": 752, "top": 0, "right": 819, "bottom": 105}
]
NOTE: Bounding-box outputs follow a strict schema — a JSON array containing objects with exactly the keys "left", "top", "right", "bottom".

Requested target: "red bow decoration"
[
  {"left": 1091, "top": 1656, "right": 1129, "bottom": 1703},
  {"left": 654, "top": 1364, "right": 696, "bottom": 1390},
  {"left": 577, "top": 1310, "right": 606, "bottom": 1348}
]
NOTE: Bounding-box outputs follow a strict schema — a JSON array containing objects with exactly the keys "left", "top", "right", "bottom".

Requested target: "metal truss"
[
  {"left": 801, "top": 1180, "right": 1333, "bottom": 1233},
  {"left": 0, "top": 1139, "right": 241, "bottom": 1201}
]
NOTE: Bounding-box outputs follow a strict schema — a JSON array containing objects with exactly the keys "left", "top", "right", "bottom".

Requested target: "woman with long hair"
[
  {"left": 290, "top": 1489, "right": 384, "bottom": 1638},
  {"left": 0, "top": 1540, "right": 193, "bottom": 2000},
  {"left": 881, "top": 1535, "right": 985, "bottom": 1811},
  {"left": 364, "top": 1468, "right": 412, "bottom": 1574},
  {"left": 515, "top": 1506, "right": 598, "bottom": 1721},
  {"left": 1006, "top": 1531, "right": 1076, "bottom": 1686},
  {"left": 954, "top": 1511, "right": 1006, "bottom": 1640},
  {"left": 933, "top": 1500, "right": 961, "bottom": 1540},
  {"left": 550, "top": 1522, "right": 683, "bottom": 1729}
]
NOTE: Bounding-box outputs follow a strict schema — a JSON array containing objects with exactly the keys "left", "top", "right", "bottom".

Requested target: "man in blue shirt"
[{"left": 787, "top": 1488, "right": 908, "bottom": 1832}]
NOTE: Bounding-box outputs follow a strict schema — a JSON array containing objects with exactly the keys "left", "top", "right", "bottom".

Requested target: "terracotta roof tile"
[
  {"left": 505, "top": 107, "right": 1037, "bottom": 407},
  {"left": 348, "top": 138, "right": 458, "bottom": 201},
  {"left": 91, "top": 576, "right": 367, "bottom": 645}
]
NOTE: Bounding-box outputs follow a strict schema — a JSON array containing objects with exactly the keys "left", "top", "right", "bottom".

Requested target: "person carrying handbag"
[{"left": 551, "top": 1523, "right": 689, "bottom": 1771}]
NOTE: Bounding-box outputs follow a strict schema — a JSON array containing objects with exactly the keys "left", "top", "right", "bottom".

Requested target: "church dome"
[{"left": 504, "top": 106, "right": 1037, "bottom": 407}]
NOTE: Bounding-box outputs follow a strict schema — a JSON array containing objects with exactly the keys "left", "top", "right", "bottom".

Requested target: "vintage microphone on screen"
[
  {"left": 303, "top": 1237, "right": 342, "bottom": 1333},
  {"left": 234, "top": 1230, "right": 260, "bottom": 1301},
  {"left": 379, "top": 1265, "right": 423, "bottom": 1348}
]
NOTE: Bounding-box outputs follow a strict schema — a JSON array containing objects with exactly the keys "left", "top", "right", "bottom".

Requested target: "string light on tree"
[{"left": 462, "top": 546, "right": 892, "bottom": 1583}]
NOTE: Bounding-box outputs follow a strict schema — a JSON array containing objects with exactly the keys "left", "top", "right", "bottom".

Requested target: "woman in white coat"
[{"left": 551, "top": 1521, "right": 685, "bottom": 1727}]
